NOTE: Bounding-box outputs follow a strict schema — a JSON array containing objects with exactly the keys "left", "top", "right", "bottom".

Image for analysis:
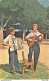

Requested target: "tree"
[
  {"left": 0, "top": 0, "right": 49, "bottom": 46},
  {"left": 0, "top": 0, "right": 21, "bottom": 47}
]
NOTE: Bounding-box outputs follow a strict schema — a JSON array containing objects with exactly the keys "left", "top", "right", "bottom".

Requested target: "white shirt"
[
  {"left": 3, "top": 34, "right": 15, "bottom": 43},
  {"left": 26, "top": 31, "right": 41, "bottom": 44}
]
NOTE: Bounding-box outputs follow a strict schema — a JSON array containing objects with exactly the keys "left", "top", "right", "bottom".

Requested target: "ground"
[
  {"left": 0, "top": 41, "right": 49, "bottom": 68},
  {"left": 0, "top": 40, "right": 49, "bottom": 79}
]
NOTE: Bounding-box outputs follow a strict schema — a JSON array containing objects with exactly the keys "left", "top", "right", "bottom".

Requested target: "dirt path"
[
  {"left": 0, "top": 42, "right": 49, "bottom": 69},
  {"left": 39, "top": 44, "right": 49, "bottom": 68}
]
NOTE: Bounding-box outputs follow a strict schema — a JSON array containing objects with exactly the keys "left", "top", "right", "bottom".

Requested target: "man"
[
  {"left": 2, "top": 27, "right": 19, "bottom": 73},
  {"left": 25, "top": 24, "right": 44, "bottom": 71}
]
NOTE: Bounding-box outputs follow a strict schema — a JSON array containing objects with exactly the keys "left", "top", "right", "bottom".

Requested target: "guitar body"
[{"left": 27, "top": 35, "right": 41, "bottom": 47}]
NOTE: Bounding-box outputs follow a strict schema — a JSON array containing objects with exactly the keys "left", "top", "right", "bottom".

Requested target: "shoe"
[
  {"left": 19, "top": 71, "right": 22, "bottom": 74},
  {"left": 16, "top": 70, "right": 19, "bottom": 73},
  {"left": 16, "top": 70, "right": 22, "bottom": 74},
  {"left": 34, "top": 68, "right": 36, "bottom": 72},
  {"left": 28, "top": 65, "right": 31, "bottom": 69},
  {"left": 10, "top": 70, "right": 14, "bottom": 74},
  {"left": 10, "top": 71, "right": 14, "bottom": 74},
  {"left": 16, "top": 69, "right": 19, "bottom": 73}
]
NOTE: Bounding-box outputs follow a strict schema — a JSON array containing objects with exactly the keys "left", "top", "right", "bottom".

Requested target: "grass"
[{"left": 0, "top": 61, "right": 49, "bottom": 80}]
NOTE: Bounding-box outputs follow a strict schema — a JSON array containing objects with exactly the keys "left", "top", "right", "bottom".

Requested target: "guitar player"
[{"left": 25, "top": 24, "right": 44, "bottom": 71}]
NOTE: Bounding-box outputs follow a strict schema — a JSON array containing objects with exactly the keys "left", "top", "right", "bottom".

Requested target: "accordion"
[{"left": 9, "top": 37, "right": 23, "bottom": 52}]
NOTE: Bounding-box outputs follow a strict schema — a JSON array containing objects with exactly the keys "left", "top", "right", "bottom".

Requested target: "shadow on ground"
[
  {"left": 0, "top": 61, "right": 49, "bottom": 79},
  {"left": 0, "top": 64, "right": 9, "bottom": 72},
  {"left": 0, "top": 61, "right": 49, "bottom": 73},
  {"left": 0, "top": 63, "right": 23, "bottom": 73}
]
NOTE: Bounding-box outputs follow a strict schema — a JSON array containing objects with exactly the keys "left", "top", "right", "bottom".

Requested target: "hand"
[
  {"left": 34, "top": 40, "right": 38, "bottom": 42},
  {"left": 28, "top": 39, "right": 33, "bottom": 42},
  {"left": 8, "top": 44, "right": 12, "bottom": 48},
  {"left": 41, "top": 34, "right": 44, "bottom": 39}
]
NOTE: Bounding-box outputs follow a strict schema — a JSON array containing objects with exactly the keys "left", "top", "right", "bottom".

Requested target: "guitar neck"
[{"left": 37, "top": 34, "right": 41, "bottom": 38}]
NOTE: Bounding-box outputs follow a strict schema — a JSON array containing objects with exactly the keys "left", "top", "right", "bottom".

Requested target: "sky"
[{"left": 37, "top": 0, "right": 49, "bottom": 7}]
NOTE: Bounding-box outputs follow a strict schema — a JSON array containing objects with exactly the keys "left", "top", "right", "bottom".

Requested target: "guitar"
[{"left": 27, "top": 34, "right": 41, "bottom": 47}]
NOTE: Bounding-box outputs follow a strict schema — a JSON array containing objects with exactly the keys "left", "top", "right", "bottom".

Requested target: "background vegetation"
[{"left": 0, "top": 0, "right": 49, "bottom": 32}]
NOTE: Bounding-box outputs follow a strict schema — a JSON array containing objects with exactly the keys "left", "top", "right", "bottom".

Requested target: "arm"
[
  {"left": 39, "top": 33, "right": 44, "bottom": 42},
  {"left": 2, "top": 41, "right": 11, "bottom": 47},
  {"left": 25, "top": 33, "right": 33, "bottom": 42},
  {"left": 25, "top": 37, "right": 28, "bottom": 41},
  {"left": 2, "top": 35, "right": 12, "bottom": 47},
  {"left": 25, "top": 37, "right": 33, "bottom": 42}
]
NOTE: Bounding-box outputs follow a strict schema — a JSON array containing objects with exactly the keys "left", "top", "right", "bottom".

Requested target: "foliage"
[
  {"left": 47, "top": 6, "right": 49, "bottom": 20},
  {"left": 0, "top": 0, "right": 49, "bottom": 32}
]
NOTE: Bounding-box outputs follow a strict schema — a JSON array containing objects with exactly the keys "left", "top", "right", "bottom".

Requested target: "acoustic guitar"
[{"left": 27, "top": 34, "right": 41, "bottom": 47}]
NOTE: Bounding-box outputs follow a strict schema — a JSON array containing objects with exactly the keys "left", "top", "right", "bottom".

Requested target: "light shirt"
[
  {"left": 3, "top": 34, "right": 15, "bottom": 43},
  {"left": 3, "top": 34, "right": 16, "bottom": 51},
  {"left": 26, "top": 31, "right": 41, "bottom": 44}
]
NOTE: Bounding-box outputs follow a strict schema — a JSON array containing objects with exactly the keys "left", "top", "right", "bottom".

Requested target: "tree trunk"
[
  {"left": 3, "top": 15, "right": 11, "bottom": 27},
  {"left": 0, "top": 13, "right": 3, "bottom": 47},
  {"left": 0, "top": 13, "right": 11, "bottom": 47},
  {"left": 46, "top": 33, "right": 47, "bottom": 39},
  {"left": 1, "top": 13, "right": 3, "bottom": 26},
  {"left": 0, "top": 27, "right": 3, "bottom": 47},
  {"left": 23, "top": 30, "right": 26, "bottom": 41}
]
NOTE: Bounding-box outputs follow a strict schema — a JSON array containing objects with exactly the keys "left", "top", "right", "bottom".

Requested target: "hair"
[
  {"left": 33, "top": 24, "right": 38, "bottom": 28},
  {"left": 9, "top": 27, "right": 15, "bottom": 33}
]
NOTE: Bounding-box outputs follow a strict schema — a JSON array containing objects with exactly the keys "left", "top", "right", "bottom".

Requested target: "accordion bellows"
[{"left": 9, "top": 37, "right": 23, "bottom": 52}]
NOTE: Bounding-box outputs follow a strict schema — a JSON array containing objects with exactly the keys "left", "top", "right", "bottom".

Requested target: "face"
[
  {"left": 33, "top": 25, "right": 38, "bottom": 31},
  {"left": 10, "top": 30, "right": 15, "bottom": 36}
]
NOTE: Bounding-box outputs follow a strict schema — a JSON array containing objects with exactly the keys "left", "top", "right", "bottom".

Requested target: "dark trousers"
[
  {"left": 9, "top": 50, "right": 19, "bottom": 72},
  {"left": 28, "top": 44, "right": 40, "bottom": 71}
]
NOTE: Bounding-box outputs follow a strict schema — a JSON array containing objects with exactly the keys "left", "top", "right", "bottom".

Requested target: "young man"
[
  {"left": 25, "top": 24, "right": 44, "bottom": 71},
  {"left": 2, "top": 27, "right": 19, "bottom": 73}
]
